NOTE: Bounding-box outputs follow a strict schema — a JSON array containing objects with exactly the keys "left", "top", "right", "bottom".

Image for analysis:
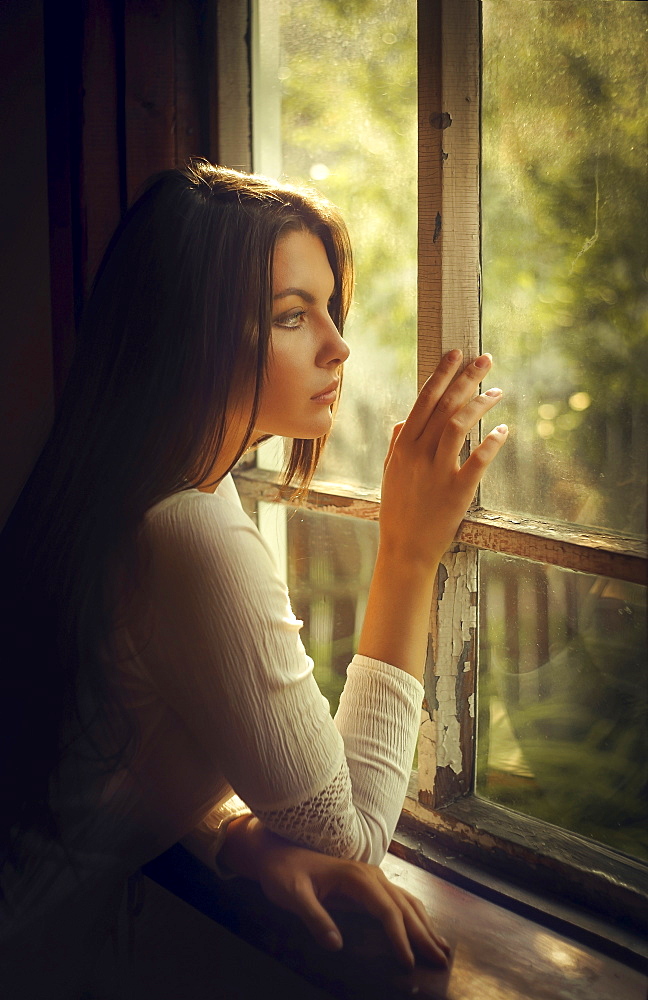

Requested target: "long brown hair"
[{"left": 0, "top": 160, "right": 353, "bottom": 852}]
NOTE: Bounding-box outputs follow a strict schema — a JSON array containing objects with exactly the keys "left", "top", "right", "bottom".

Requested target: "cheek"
[{"left": 265, "top": 343, "right": 304, "bottom": 397}]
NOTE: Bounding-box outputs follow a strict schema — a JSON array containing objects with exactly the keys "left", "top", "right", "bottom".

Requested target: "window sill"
[{"left": 142, "top": 838, "right": 647, "bottom": 999}]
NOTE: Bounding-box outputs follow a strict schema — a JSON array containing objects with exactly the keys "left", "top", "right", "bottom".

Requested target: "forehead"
[{"left": 273, "top": 229, "right": 334, "bottom": 291}]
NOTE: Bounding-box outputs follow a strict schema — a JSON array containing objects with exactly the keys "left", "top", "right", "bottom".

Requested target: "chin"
[{"left": 261, "top": 416, "right": 334, "bottom": 441}]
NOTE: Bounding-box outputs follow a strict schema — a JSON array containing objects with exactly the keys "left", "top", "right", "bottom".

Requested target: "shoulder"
[
  {"left": 141, "top": 478, "right": 282, "bottom": 601},
  {"left": 146, "top": 478, "right": 255, "bottom": 551}
]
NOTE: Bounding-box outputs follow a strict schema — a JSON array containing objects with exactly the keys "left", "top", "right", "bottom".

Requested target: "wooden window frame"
[{"left": 219, "top": 0, "right": 648, "bottom": 945}]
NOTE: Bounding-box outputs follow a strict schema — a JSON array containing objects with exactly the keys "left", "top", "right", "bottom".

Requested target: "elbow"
[{"left": 350, "top": 813, "right": 391, "bottom": 866}]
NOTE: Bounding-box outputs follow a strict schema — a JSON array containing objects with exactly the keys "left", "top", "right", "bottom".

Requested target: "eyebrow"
[{"left": 273, "top": 287, "right": 316, "bottom": 304}]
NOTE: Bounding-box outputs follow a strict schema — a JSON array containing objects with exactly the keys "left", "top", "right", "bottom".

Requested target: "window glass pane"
[
  {"left": 254, "top": 0, "right": 417, "bottom": 490},
  {"left": 287, "top": 508, "right": 378, "bottom": 713},
  {"left": 477, "top": 550, "right": 647, "bottom": 861},
  {"left": 481, "top": 0, "right": 648, "bottom": 536}
]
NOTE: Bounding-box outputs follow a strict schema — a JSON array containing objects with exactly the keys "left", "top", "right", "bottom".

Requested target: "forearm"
[{"left": 357, "top": 547, "right": 438, "bottom": 683}]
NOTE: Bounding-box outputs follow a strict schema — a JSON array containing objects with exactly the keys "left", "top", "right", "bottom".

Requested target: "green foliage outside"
[
  {"left": 477, "top": 0, "right": 647, "bottom": 862},
  {"left": 481, "top": 0, "right": 648, "bottom": 536}
]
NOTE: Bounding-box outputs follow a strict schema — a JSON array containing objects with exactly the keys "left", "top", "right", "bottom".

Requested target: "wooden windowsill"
[{"left": 142, "top": 842, "right": 647, "bottom": 999}]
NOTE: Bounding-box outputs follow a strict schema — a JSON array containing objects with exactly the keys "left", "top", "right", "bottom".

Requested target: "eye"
[{"left": 273, "top": 309, "right": 307, "bottom": 330}]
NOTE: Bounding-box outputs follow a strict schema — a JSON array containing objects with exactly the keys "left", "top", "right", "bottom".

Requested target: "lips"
[{"left": 311, "top": 380, "right": 339, "bottom": 402}]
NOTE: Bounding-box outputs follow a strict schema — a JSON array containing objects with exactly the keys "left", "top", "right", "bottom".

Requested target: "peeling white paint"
[
  {"left": 418, "top": 716, "right": 437, "bottom": 794},
  {"left": 468, "top": 692, "right": 475, "bottom": 718},
  {"left": 426, "top": 549, "right": 478, "bottom": 776},
  {"left": 434, "top": 674, "right": 462, "bottom": 772}
]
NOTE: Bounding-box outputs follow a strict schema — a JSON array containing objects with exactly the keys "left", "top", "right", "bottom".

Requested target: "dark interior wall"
[
  {"left": 0, "top": 0, "right": 53, "bottom": 527},
  {"left": 0, "top": 0, "right": 219, "bottom": 527}
]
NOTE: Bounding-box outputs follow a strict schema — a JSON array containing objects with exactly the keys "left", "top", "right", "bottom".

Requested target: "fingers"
[
  {"left": 333, "top": 868, "right": 450, "bottom": 971},
  {"left": 433, "top": 386, "right": 505, "bottom": 471},
  {"left": 397, "top": 350, "right": 497, "bottom": 468},
  {"left": 457, "top": 422, "right": 509, "bottom": 490},
  {"left": 257, "top": 844, "right": 452, "bottom": 972},
  {"left": 384, "top": 421, "right": 405, "bottom": 470},
  {"left": 396, "top": 890, "right": 452, "bottom": 967},
  {"left": 414, "top": 352, "right": 494, "bottom": 454},
  {"left": 398, "top": 349, "right": 464, "bottom": 442},
  {"left": 346, "top": 875, "right": 416, "bottom": 968},
  {"left": 276, "top": 876, "right": 345, "bottom": 952}
]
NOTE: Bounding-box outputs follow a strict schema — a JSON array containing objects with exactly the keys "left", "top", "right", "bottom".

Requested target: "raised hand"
[
  {"left": 379, "top": 348, "right": 507, "bottom": 569},
  {"left": 359, "top": 349, "right": 507, "bottom": 679}
]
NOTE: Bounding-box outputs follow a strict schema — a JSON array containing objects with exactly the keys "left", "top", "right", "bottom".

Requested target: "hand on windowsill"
[{"left": 219, "top": 814, "right": 451, "bottom": 971}]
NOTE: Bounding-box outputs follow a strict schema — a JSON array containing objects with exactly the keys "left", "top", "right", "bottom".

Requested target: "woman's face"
[{"left": 253, "top": 228, "right": 350, "bottom": 440}]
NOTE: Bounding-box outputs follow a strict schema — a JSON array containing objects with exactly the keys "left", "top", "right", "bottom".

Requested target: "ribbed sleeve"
[{"left": 335, "top": 656, "right": 423, "bottom": 861}]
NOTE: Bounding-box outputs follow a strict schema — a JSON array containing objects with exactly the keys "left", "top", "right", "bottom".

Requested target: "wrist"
[
  {"left": 219, "top": 814, "right": 264, "bottom": 880},
  {"left": 373, "top": 544, "right": 440, "bottom": 587},
  {"left": 358, "top": 549, "right": 440, "bottom": 681}
]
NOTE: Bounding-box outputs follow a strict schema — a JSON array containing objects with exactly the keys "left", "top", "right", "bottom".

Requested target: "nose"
[{"left": 317, "top": 313, "right": 350, "bottom": 368}]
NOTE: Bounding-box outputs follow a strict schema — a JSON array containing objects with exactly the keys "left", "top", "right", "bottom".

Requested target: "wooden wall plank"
[
  {"left": 81, "top": 0, "right": 122, "bottom": 295},
  {"left": 123, "top": 0, "right": 176, "bottom": 203},
  {"left": 173, "top": 0, "right": 207, "bottom": 165},
  {"left": 0, "top": 0, "right": 54, "bottom": 525},
  {"left": 43, "top": 0, "right": 84, "bottom": 397}
]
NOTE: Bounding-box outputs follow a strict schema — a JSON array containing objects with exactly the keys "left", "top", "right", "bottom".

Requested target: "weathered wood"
[
  {"left": 417, "top": 0, "right": 443, "bottom": 383},
  {"left": 215, "top": 0, "right": 251, "bottom": 170},
  {"left": 397, "top": 799, "right": 648, "bottom": 946},
  {"left": 123, "top": 0, "right": 176, "bottom": 202},
  {"left": 383, "top": 851, "right": 648, "bottom": 992},
  {"left": 44, "top": 0, "right": 83, "bottom": 397},
  {"left": 173, "top": 0, "right": 207, "bottom": 166},
  {"left": 145, "top": 843, "right": 648, "bottom": 999},
  {"left": 81, "top": 0, "right": 122, "bottom": 294},
  {"left": 234, "top": 468, "right": 647, "bottom": 584},
  {"left": 438, "top": 0, "right": 481, "bottom": 368},
  {"left": 463, "top": 508, "right": 648, "bottom": 585},
  {"left": 416, "top": 0, "right": 482, "bottom": 809},
  {"left": 233, "top": 467, "right": 381, "bottom": 512}
]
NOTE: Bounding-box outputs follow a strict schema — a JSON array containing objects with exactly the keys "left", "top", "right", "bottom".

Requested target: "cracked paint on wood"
[{"left": 419, "top": 547, "right": 478, "bottom": 803}]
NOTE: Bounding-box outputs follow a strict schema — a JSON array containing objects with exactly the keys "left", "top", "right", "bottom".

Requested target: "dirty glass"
[
  {"left": 480, "top": 0, "right": 648, "bottom": 536},
  {"left": 477, "top": 549, "right": 648, "bottom": 861},
  {"left": 253, "top": 0, "right": 417, "bottom": 490},
  {"left": 252, "top": 501, "right": 378, "bottom": 714}
]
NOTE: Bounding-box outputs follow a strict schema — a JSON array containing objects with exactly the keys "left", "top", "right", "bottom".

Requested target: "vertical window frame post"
[{"left": 414, "top": 0, "right": 481, "bottom": 813}]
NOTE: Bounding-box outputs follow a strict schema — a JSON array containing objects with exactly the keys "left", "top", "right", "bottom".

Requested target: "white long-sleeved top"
[
  {"left": 113, "top": 474, "right": 423, "bottom": 869},
  {"left": 1, "top": 475, "right": 423, "bottom": 995}
]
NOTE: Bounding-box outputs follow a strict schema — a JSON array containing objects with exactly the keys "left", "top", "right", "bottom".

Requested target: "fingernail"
[
  {"left": 446, "top": 348, "right": 462, "bottom": 361},
  {"left": 484, "top": 387, "right": 502, "bottom": 397},
  {"left": 324, "top": 929, "right": 343, "bottom": 950},
  {"left": 474, "top": 353, "right": 492, "bottom": 369},
  {"left": 496, "top": 423, "right": 508, "bottom": 434}
]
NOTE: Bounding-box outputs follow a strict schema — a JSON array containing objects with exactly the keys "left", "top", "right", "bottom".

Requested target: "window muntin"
[{"left": 480, "top": 0, "right": 648, "bottom": 537}]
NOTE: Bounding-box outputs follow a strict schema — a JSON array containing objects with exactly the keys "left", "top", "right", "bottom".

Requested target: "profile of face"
[
  {"left": 254, "top": 228, "right": 350, "bottom": 440},
  {"left": 211, "top": 228, "right": 350, "bottom": 487}
]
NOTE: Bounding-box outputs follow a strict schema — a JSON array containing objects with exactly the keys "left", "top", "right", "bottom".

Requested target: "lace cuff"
[{"left": 253, "top": 761, "right": 361, "bottom": 859}]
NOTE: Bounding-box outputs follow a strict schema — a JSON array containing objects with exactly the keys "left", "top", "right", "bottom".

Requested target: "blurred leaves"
[{"left": 481, "top": 0, "right": 648, "bottom": 534}]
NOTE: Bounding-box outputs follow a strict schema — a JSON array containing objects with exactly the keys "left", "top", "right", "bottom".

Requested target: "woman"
[{"left": 0, "top": 160, "right": 506, "bottom": 995}]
